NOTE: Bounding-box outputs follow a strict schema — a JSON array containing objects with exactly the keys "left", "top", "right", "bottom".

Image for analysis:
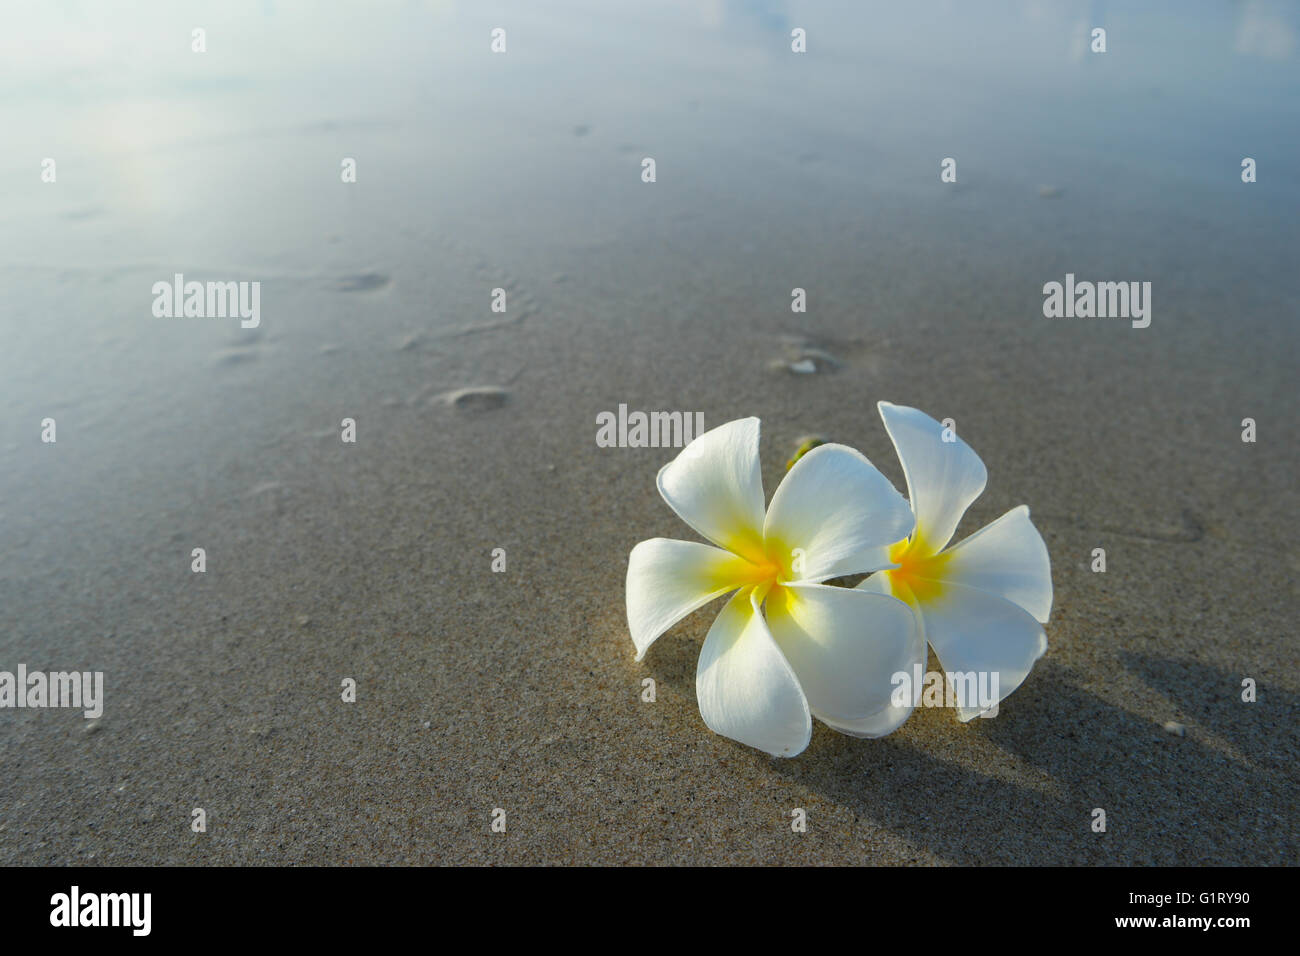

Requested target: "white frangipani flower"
[
  {"left": 626, "top": 417, "right": 921, "bottom": 757},
  {"left": 857, "top": 402, "right": 1053, "bottom": 720}
]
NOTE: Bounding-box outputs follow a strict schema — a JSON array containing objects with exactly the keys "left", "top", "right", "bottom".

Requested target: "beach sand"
[{"left": 0, "top": 1, "right": 1296, "bottom": 864}]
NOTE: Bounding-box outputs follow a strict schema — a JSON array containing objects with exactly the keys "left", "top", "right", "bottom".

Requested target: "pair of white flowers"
[{"left": 626, "top": 402, "right": 1052, "bottom": 757}]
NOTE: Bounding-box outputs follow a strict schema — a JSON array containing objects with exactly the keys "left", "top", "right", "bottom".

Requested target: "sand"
[{"left": 0, "top": 1, "right": 1297, "bottom": 865}]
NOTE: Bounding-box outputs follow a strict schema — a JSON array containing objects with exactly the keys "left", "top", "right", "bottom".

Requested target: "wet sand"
[{"left": 1, "top": 2, "right": 1297, "bottom": 864}]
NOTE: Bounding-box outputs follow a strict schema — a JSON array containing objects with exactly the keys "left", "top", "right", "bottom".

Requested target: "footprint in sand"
[
  {"left": 334, "top": 272, "right": 391, "bottom": 293},
  {"left": 767, "top": 333, "right": 844, "bottom": 374},
  {"left": 432, "top": 387, "right": 510, "bottom": 412},
  {"left": 213, "top": 347, "right": 258, "bottom": 367}
]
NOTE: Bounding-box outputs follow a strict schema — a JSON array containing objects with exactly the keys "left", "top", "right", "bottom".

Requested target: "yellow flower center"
[
  {"left": 885, "top": 534, "right": 950, "bottom": 604},
  {"left": 726, "top": 539, "right": 799, "bottom": 610},
  {"left": 737, "top": 547, "right": 785, "bottom": 590}
]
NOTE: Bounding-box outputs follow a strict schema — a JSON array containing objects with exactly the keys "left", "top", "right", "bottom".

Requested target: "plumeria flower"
[
  {"left": 856, "top": 402, "right": 1053, "bottom": 721},
  {"left": 626, "top": 417, "right": 923, "bottom": 757}
]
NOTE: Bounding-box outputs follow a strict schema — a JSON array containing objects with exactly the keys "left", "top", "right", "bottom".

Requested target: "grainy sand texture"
[{"left": 0, "top": 2, "right": 1296, "bottom": 865}]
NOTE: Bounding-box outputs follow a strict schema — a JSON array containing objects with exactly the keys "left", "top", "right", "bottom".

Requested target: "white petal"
[
  {"left": 763, "top": 443, "right": 914, "bottom": 582},
  {"left": 657, "top": 417, "right": 767, "bottom": 562},
  {"left": 878, "top": 402, "right": 987, "bottom": 556},
  {"left": 696, "top": 588, "right": 811, "bottom": 757},
  {"left": 937, "top": 505, "right": 1053, "bottom": 623},
  {"left": 846, "top": 574, "right": 931, "bottom": 735},
  {"left": 816, "top": 691, "right": 921, "bottom": 738},
  {"left": 855, "top": 570, "right": 893, "bottom": 596},
  {"left": 766, "top": 583, "right": 920, "bottom": 736},
  {"left": 816, "top": 546, "right": 900, "bottom": 582},
  {"left": 626, "top": 538, "right": 752, "bottom": 660},
  {"left": 914, "top": 581, "right": 1047, "bottom": 721}
]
